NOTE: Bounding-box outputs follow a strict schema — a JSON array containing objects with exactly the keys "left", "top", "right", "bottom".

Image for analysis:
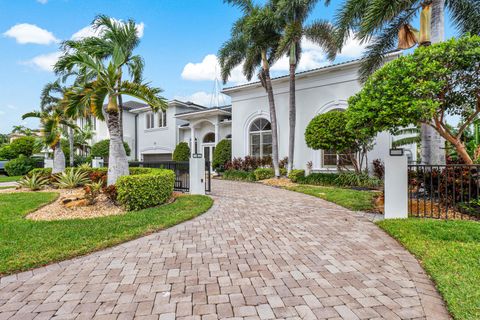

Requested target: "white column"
[
  {"left": 190, "top": 156, "right": 205, "bottom": 195},
  {"left": 384, "top": 154, "right": 408, "bottom": 219},
  {"left": 214, "top": 123, "right": 219, "bottom": 145},
  {"left": 190, "top": 126, "right": 195, "bottom": 155}
]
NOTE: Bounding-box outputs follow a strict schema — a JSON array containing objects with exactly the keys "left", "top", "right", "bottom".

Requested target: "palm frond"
[
  {"left": 218, "top": 35, "right": 248, "bottom": 83},
  {"left": 22, "top": 111, "right": 42, "bottom": 120},
  {"left": 224, "top": 0, "right": 254, "bottom": 13},
  {"left": 305, "top": 20, "right": 338, "bottom": 61},
  {"left": 392, "top": 136, "right": 421, "bottom": 148},
  {"left": 118, "top": 81, "right": 167, "bottom": 112},
  {"left": 126, "top": 55, "right": 144, "bottom": 83},
  {"left": 333, "top": 0, "right": 369, "bottom": 47},
  {"left": 446, "top": 0, "right": 480, "bottom": 35}
]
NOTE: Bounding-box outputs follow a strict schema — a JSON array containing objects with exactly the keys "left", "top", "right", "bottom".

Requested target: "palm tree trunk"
[
  {"left": 420, "top": 0, "right": 446, "bottom": 165},
  {"left": 68, "top": 127, "right": 74, "bottom": 167},
  {"left": 288, "top": 62, "right": 296, "bottom": 174},
  {"left": 52, "top": 140, "right": 66, "bottom": 174},
  {"left": 118, "top": 94, "right": 124, "bottom": 141},
  {"left": 106, "top": 108, "right": 129, "bottom": 185},
  {"left": 261, "top": 59, "right": 280, "bottom": 178}
]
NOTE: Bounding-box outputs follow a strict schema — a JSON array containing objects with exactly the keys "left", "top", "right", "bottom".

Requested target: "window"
[
  {"left": 146, "top": 112, "right": 154, "bottom": 129},
  {"left": 203, "top": 132, "right": 215, "bottom": 143},
  {"left": 158, "top": 111, "right": 167, "bottom": 128},
  {"left": 322, "top": 150, "right": 354, "bottom": 167},
  {"left": 249, "top": 118, "right": 272, "bottom": 158}
]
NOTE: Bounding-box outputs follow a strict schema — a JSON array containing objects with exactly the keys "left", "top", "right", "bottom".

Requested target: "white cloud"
[
  {"left": 71, "top": 20, "right": 145, "bottom": 40},
  {"left": 3, "top": 23, "right": 58, "bottom": 45},
  {"left": 338, "top": 34, "right": 369, "bottom": 58},
  {"left": 174, "top": 91, "right": 231, "bottom": 107},
  {"left": 37, "top": 0, "right": 48, "bottom": 4},
  {"left": 181, "top": 54, "right": 248, "bottom": 85},
  {"left": 24, "top": 51, "right": 61, "bottom": 72}
]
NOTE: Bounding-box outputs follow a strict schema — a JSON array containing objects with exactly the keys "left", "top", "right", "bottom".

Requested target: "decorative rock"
[{"left": 64, "top": 199, "right": 88, "bottom": 208}]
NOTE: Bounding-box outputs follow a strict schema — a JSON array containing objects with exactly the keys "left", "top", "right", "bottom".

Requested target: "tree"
[
  {"left": 347, "top": 36, "right": 480, "bottom": 165},
  {"left": 22, "top": 108, "right": 75, "bottom": 173},
  {"left": 212, "top": 139, "right": 232, "bottom": 171},
  {"left": 305, "top": 110, "right": 373, "bottom": 172},
  {"left": 219, "top": 0, "right": 282, "bottom": 177},
  {"left": 91, "top": 139, "right": 131, "bottom": 159},
  {"left": 172, "top": 142, "right": 190, "bottom": 162},
  {"left": 55, "top": 17, "right": 167, "bottom": 185},
  {"left": 274, "top": 0, "right": 337, "bottom": 173},
  {"left": 11, "top": 125, "right": 36, "bottom": 136},
  {"left": 332, "top": 0, "right": 480, "bottom": 165},
  {"left": 10, "top": 136, "right": 38, "bottom": 158}
]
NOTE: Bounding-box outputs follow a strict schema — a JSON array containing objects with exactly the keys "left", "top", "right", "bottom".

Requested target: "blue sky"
[{"left": 0, "top": 0, "right": 458, "bottom": 134}]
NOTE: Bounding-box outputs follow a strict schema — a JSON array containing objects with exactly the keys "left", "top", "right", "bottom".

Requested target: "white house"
[{"left": 86, "top": 56, "right": 416, "bottom": 171}]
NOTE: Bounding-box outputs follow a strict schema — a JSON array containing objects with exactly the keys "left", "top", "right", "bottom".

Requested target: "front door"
[{"left": 203, "top": 144, "right": 215, "bottom": 170}]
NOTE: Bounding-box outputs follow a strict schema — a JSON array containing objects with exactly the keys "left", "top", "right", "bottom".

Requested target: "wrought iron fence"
[{"left": 408, "top": 164, "right": 480, "bottom": 220}]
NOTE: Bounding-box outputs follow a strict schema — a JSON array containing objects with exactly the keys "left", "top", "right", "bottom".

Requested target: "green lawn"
[
  {"left": 0, "top": 186, "right": 14, "bottom": 190},
  {"left": 286, "top": 185, "right": 377, "bottom": 211},
  {"left": 0, "top": 192, "right": 213, "bottom": 275},
  {"left": 0, "top": 175, "right": 21, "bottom": 183},
  {"left": 378, "top": 219, "right": 480, "bottom": 320}
]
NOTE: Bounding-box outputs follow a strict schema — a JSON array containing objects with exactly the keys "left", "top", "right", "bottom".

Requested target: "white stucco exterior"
[{"left": 83, "top": 56, "right": 415, "bottom": 170}]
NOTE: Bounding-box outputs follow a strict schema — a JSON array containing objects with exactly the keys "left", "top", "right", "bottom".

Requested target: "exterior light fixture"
[{"left": 389, "top": 148, "right": 404, "bottom": 156}]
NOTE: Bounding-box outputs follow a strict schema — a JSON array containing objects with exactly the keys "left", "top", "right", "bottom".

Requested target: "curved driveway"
[{"left": 0, "top": 180, "right": 449, "bottom": 319}]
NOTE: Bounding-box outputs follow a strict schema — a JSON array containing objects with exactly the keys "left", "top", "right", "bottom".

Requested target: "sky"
[{"left": 0, "top": 0, "right": 459, "bottom": 134}]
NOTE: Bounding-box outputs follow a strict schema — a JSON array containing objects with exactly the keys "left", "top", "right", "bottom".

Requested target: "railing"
[{"left": 408, "top": 164, "right": 480, "bottom": 220}]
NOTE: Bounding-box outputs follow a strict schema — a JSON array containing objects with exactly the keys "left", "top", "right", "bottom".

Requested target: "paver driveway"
[{"left": 0, "top": 180, "right": 449, "bottom": 320}]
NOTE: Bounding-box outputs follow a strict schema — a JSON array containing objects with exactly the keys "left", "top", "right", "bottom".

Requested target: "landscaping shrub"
[
  {"left": 5, "top": 156, "right": 37, "bottom": 176},
  {"left": 299, "top": 172, "right": 339, "bottom": 186},
  {"left": 280, "top": 167, "right": 287, "bottom": 176},
  {"left": 172, "top": 142, "right": 190, "bottom": 161},
  {"left": 18, "top": 173, "right": 49, "bottom": 191},
  {"left": 54, "top": 169, "right": 90, "bottom": 189},
  {"left": 28, "top": 168, "right": 52, "bottom": 178},
  {"left": 0, "top": 145, "right": 16, "bottom": 160},
  {"left": 372, "top": 159, "right": 385, "bottom": 180},
  {"left": 254, "top": 168, "right": 274, "bottom": 181},
  {"left": 10, "top": 136, "right": 37, "bottom": 158},
  {"left": 116, "top": 169, "right": 175, "bottom": 211},
  {"left": 225, "top": 156, "right": 273, "bottom": 171},
  {"left": 91, "top": 139, "right": 131, "bottom": 159},
  {"left": 288, "top": 169, "right": 305, "bottom": 183},
  {"left": 335, "top": 172, "right": 382, "bottom": 189},
  {"left": 129, "top": 167, "right": 156, "bottom": 175},
  {"left": 223, "top": 169, "right": 256, "bottom": 182},
  {"left": 212, "top": 139, "right": 231, "bottom": 171},
  {"left": 84, "top": 181, "right": 103, "bottom": 205},
  {"left": 103, "top": 185, "right": 118, "bottom": 203}
]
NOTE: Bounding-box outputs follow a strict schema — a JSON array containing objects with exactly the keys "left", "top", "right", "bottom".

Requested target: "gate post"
[
  {"left": 190, "top": 156, "right": 206, "bottom": 195},
  {"left": 384, "top": 153, "right": 408, "bottom": 219}
]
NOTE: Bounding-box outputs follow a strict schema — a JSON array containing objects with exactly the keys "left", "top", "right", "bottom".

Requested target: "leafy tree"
[
  {"left": 10, "top": 136, "right": 38, "bottom": 158},
  {"left": 11, "top": 125, "right": 36, "bottom": 136},
  {"left": 274, "top": 0, "right": 337, "bottom": 173},
  {"left": 212, "top": 139, "right": 232, "bottom": 171},
  {"left": 91, "top": 139, "right": 131, "bottom": 159},
  {"left": 55, "top": 16, "right": 167, "bottom": 185},
  {"left": 0, "top": 145, "right": 16, "bottom": 160},
  {"left": 172, "top": 142, "right": 190, "bottom": 162},
  {"left": 219, "top": 0, "right": 282, "bottom": 177},
  {"left": 347, "top": 36, "right": 480, "bottom": 165},
  {"left": 305, "top": 110, "right": 373, "bottom": 172}
]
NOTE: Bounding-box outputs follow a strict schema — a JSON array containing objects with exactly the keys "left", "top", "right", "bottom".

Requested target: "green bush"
[
  {"left": 54, "top": 169, "right": 90, "bottom": 189},
  {"left": 5, "top": 156, "right": 37, "bottom": 176},
  {"left": 223, "top": 169, "right": 256, "bottom": 182},
  {"left": 280, "top": 168, "right": 287, "bottom": 176},
  {"left": 18, "top": 173, "right": 50, "bottom": 191},
  {"left": 28, "top": 168, "right": 52, "bottom": 178},
  {"left": 129, "top": 167, "right": 156, "bottom": 175},
  {"left": 0, "top": 145, "right": 16, "bottom": 160},
  {"left": 288, "top": 169, "right": 305, "bottom": 183},
  {"left": 117, "top": 169, "right": 175, "bottom": 211},
  {"left": 212, "top": 139, "right": 231, "bottom": 171},
  {"left": 172, "top": 142, "right": 190, "bottom": 161},
  {"left": 334, "top": 172, "right": 382, "bottom": 188},
  {"left": 91, "top": 139, "right": 131, "bottom": 159},
  {"left": 254, "top": 168, "right": 274, "bottom": 181},
  {"left": 299, "top": 172, "right": 339, "bottom": 186},
  {"left": 10, "top": 136, "right": 37, "bottom": 158}
]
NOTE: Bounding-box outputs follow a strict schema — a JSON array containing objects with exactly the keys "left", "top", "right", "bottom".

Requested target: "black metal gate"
[
  {"left": 129, "top": 160, "right": 211, "bottom": 193},
  {"left": 408, "top": 164, "right": 480, "bottom": 220}
]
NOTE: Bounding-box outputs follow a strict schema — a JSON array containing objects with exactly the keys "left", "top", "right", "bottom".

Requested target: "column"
[
  {"left": 214, "top": 123, "right": 219, "bottom": 146},
  {"left": 190, "top": 126, "right": 195, "bottom": 156}
]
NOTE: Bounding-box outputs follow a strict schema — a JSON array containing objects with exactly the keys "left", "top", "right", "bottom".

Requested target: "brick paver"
[{"left": 0, "top": 180, "right": 450, "bottom": 319}]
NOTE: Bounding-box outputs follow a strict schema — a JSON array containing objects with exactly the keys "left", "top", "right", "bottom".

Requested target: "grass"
[
  {"left": 286, "top": 184, "right": 378, "bottom": 211},
  {"left": 0, "top": 186, "right": 14, "bottom": 190},
  {"left": 378, "top": 219, "right": 480, "bottom": 320},
  {"left": 0, "top": 175, "right": 21, "bottom": 183},
  {"left": 0, "top": 192, "right": 213, "bottom": 275}
]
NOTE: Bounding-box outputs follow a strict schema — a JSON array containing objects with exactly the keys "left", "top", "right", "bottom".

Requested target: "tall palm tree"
[
  {"left": 22, "top": 107, "right": 75, "bottom": 174},
  {"left": 219, "top": 0, "right": 283, "bottom": 177},
  {"left": 55, "top": 49, "right": 167, "bottom": 185},
  {"left": 332, "top": 0, "right": 480, "bottom": 165},
  {"left": 274, "top": 0, "right": 337, "bottom": 173},
  {"left": 61, "top": 15, "right": 144, "bottom": 141}
]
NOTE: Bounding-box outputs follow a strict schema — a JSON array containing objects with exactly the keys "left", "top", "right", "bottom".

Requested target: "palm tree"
[
  {"left": 61, "top": 15, "right": 145, "bottom": 141},
  {"left": 55, "top": 49, "right": 167, "bottom": 185},
  {"left": 11, "top": 125, "right": 35, "bottom": 136},
  {"left": 332, "top": 0, "right": 480, "bottom": 165},
  {"left": 274, "top": 0, "right": 337, "bottom": 173},
  {"left": 22, "top": 107, "right": 75, "bottom": 174},
  {"left": 219, "top": 0, "right": 283, "bottom": 177}
]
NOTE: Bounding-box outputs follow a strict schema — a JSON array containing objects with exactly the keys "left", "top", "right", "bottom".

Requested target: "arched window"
[
  {"left": 203, "top": 132, "right": 215, "bottom": 143},
  {"left": 249, "top": 118, "right": 272, "bottom": 158}
]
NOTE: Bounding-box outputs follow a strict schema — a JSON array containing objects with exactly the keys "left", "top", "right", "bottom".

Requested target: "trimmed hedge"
[
  {"left": 117, "top": 169, "right": 175, "bottom": 211},
  {"left": 5, "top": 156, "right": 38, "bottom": 176},
  {"left": 212, "top": 139, "right": 231, "bottom": 171},
  {"left": 298, "top": 172, "right": 339, "bottom": 186},
  {"left": 172, "top": 142, "right": 190, "bottom": 161},
  {"left": 288, "top": 169, "right": 305, "bottom": 183},
  {"left": 254, "top": 168, "right": 274, "bottom": 181},
  {"left": 91, "top": 139, "right": 131, "bottom": 158},
  {"left": 223, "top": 169, "right": 256, "bottom": 182}
]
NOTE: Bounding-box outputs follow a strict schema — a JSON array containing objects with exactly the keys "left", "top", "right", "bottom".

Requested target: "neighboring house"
[{"left": 84, "top": 56, "right": 416, "bottom": 171}]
